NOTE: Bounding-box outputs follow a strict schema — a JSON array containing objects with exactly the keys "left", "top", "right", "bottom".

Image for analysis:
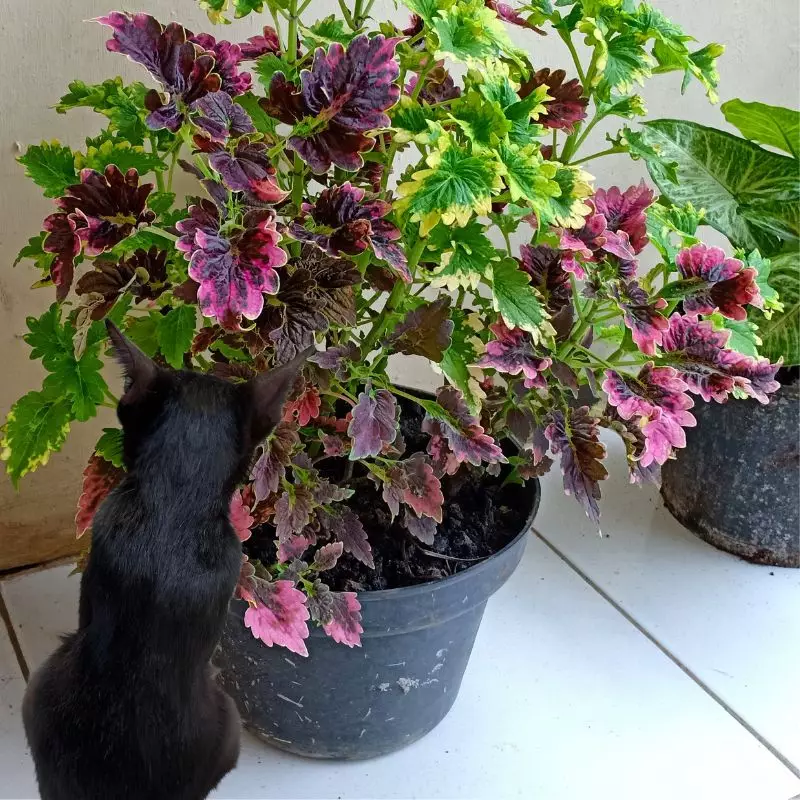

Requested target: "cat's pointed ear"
[
  {"left": 105, "top": 320, "right": 158, "bottom": 403},
  {"left": 244, "top": 347, "right": 314, "bottom": 443}
]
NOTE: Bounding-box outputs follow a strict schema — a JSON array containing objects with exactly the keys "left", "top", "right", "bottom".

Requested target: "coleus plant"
[{"left": 5, "top": 0, "right": 785, "bottom": 655}]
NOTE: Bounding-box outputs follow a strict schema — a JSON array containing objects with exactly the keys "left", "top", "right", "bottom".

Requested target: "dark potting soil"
[{"left": 244, "top": 400, "right": 533, "bottom": 592}]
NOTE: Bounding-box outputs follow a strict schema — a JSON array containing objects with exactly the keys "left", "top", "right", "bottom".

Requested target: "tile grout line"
[
  {"left": 531, "top": 526, "right": 800, "bottom": 781},
  {"left": 0, "top": 583, "right": 30, "bottom": 682}
]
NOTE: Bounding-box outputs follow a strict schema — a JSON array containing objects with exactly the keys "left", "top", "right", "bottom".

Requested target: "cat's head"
[{"left": 106, "top": 321, "right": 310, "bottom": 489}]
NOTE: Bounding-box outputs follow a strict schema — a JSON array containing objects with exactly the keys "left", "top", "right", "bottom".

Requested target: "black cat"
[{"left": 23, "top": 321, "right": 309, "bottom": 800}]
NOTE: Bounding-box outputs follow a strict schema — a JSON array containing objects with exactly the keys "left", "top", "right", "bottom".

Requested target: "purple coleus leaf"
[
  {"left": 559, "top": 199, "right": 637, "bottom": 280},
  {"left": 251, "top": 422, "right": 299, "bottom": 502},
  {"left": 309, "top": 342, "right": 359, "bottom": 380},
  {"left": 402, "top": 509, "right": 437, "bottom": 545},
  {"left": 385, "top": 298, "right": 453, "bottom": 361},
  {"left": 239, "top": 26, "right": 281, "bottom": 60},
  {"left": 382, "top": 453, "right": 444, "bottom": 522},
  {"left": 318, "top": 506, "right": 374, "bottom": 568},
  {"left": 177, "top": 201, "right": 286, "bottom": 325},
  {"left": 661, "top": 313, "right": 780, "bottom": 404},
  {"left": 97, "top": 12, "right": 222, "bottom": 131},
  {"left": 243, "top": 578, "right": 310, "bottom": 657},
  {"left": 274, "top": 485, "right": 315, "bottom": 548},
  {"left": 519, "top": 68, "right": 587, "bottom": 131},
  {"left": 479, "top": 318, "right": 552, "bottom": 389},
  {"left": 593, "top": 182, "right": 654, "bottom": 256},
  {"left": 406, "top": 64, "right": 461, "bottom": 105},
  {"left": 322, "top": 591, "right": 363, "bottom": 647},
  {"left": 611, "top": 280, "right": 669, "bottom": 356},
  {"left": 348, "top": 387, "right": 399, "bottom": 459},
  {"left": 263, "top": 34, "right": 401, "bottom": 173},
  {"left": 193, "top": 91, "right": 255, "bottom": 142},
  {"left": 289, "top": 182, "right": 409, "bottom": 280},
  {"left": 209, "top": 140, "right": 288, "bottom": 204},
  {"left": 603, "top": 364, "right": 696, "bottom": 468},
  {"left": 45, "top": 166, "right": 155, "bottom": 298},
  {"left": 675, "top": 244, "right": 761, "bottom": 321},
  {"left": 422, "top": 387, "right": 505, "bottom": 469},
  {"left": 312, "top": 541, "right": 344, "bottom": 572},
  {"left": 602, "top": 409, "right": 662, "bottom": 487},
  {"left": 189, "top": 32, "right": 252, "bottom": 96},
  {"left": 545, "top": 408, "right": 607, "bottom": 524}
]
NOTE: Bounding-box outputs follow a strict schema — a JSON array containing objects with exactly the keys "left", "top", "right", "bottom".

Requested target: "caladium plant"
[{"left": 5, "top": 0, "right": 787, "bottom": 656}]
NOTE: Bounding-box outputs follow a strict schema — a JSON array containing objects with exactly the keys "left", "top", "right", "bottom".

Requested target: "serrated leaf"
[
  {"left": 708, "top": 313, "right": 761, "bottom": 358},
  {"left": 348, "top": 388, "right": 398, "bottom": 460},
  {"left": 428, "top": 219, "right": 500, "bottom": 291},
  {"left": 538, "top": 164, "right": 594, "bottom": 228},
  {"left": 75, "top": 138, "right": 165, "bottom": 175},
  {"left": 397, "top": 136, "right": 500, "bottom": 235},
  {"left": 42, "top": 349, "right": 107, "bottom": 421},
  {"left": 318, "top": 506, "right": 374, "bottom": 568},
  {"left": 616, "top": 126, "right": 678, "bottom": 183},
  {"left": 450, "top": 92, "right": 511, "bottom": 151},
  {"left": 640, "top": 119, "right": 800, "bottom": 255},
  {"left": 18, "top": 141, "right": 78, "bottom": 198},
  {"left": 146, "top": 191, "right": 175, "bottom": 216},
  {"left": 301, "top": 16, "right": 355, "bottom": 51},
  {"left": 386, "top": 297, "right": 454, "bottom": 362},
  {"left": 157, "top": 305, "right": 197, "bottom": 369},
  {"left": 433, "top": 0, "right": 526, "bottom": 68},
  {"left": 95, "top": 427, "right": 125, "bottom": 468},
  {"left": 1, "top": 391, "right": 73, "bottom": 486},
  {"left": 234, "top": 92, "right": 277, "bottom": 135},
  {"left": 491, "top": 258, "right": 554, "bottom": 343},
  {"left": 495, "top": 141, "right": 560, "bottom": 205},
  {"left": 254, "top": 54, "right": 298, "bottom": 90},
  {"left": 404, "top": 0, "right": 440, "bottom": 25},
  {"left": 125, "top": 314, "right": 161, "bottom": 357},
  {"left": 439, "top": 312, "right": 482, "bottom": 415},
  {"left": 14, "top": 233, "right": 53, "bottom": 274},
  {"left": 740, "top": 250, "right": 783, "bottom": 313},
  {"left": 721, "top": 100, "right": 800, "bottom": 160}
]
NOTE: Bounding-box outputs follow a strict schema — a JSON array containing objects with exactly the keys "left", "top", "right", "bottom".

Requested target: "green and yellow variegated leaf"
[
  {"left": 748, "top": 250, "right": 800, "bottom": 365},
  {"left": 450, "top": 91, "right": 511, "bottom": 151},
  {"left": 537, "top": 164, "right": 594, "bottom": 229},
  {"left": 427, "top": 219, "right": 501, "bottom": 291},
  {"left": 652, "top": 39, "right": 724, "bottom": 102},
  {"left": 646, "top": 201, "right": 703, "bottom": 263},
  {"left": 478, "top": 65, "right": 549, "bottom": 146},
  {"left": 613, "top": 126, "right": 678, "bottom": 183},
  {"left": 397, "top": 135, "right": 501, "bottom": 236},
  {"left": 391, "top": 95, "right": 431, "bottom": 143},
  {"left": 1, "top": 390, "right": 73, "bottom": 487},
  {"left": 495, "top": 142, "right": 559, "bottom": 205},
  {"left": 433, "top": 0, "right": 526, "bottom": 69},
  {"left": 597, "top": 94, "right": 647, "bottom": 120},
  {"left": 640, "top": 119, "right": 800, "bottom": 255},
  {"left": 437, "top": 310, "right": 485, "bottom": 415},
  {"left": 721, "top": 100, "right": 800, "bottom": 160},
  {"left": 580, "top": 20, "right": 652, "bottom": 100},
  {"left": 739, "top": 250, "right": 784, "bottom": 314},
  {"left": 490, "top": 258, "right": 555, "bottom": 344}
]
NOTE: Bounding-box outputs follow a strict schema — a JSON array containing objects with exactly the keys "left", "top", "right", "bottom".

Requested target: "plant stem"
[
  {"left": 149, "top": 135, "right": 165, "bottom": 193},
  {"left": 571, "top": 146, "right": 625, "bottom": 166},
  {"left": 558, "top": 28, "right": 586, "bottom": 84},
  {"left": 166, "top": 145, "right": 181, "bottom": 193},
  {"left": 551, "top": 128, "right": 558, "bottom": 159},
  {"left": 338, "top": 0, "right": 355, "bottom": 29},
  {"left": 144, "top": 225, "right": 178, "bottom": 243}
]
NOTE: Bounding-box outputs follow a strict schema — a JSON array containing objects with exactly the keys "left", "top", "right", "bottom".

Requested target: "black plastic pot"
[
  {"left": 214, "top": 479, "right": 540, "bottom": 760},
  {"left": 661, "top": 381, "right": 799, "bottom": 568}
]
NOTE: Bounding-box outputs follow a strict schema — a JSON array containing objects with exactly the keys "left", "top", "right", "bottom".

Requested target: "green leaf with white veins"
[
  {"left": 721, "top": 100, "right": 800, "bottom": 160},
  {"left": 491, "top": 258, "right": 554, "bottom": 344},
  {"left": 640, "top": 120, "right": 800, "bottom": 255}
]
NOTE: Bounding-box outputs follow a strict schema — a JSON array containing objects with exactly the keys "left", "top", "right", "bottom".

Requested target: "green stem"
[
  {"left": 338, "top": 0, "right": 355, "bottom": 29},
  {"left": 573, "top": 344, "right": 615, "bottom": 371},
  {"left": 551, "top": 128, "right": 558, "bottom": 160},
  {"left": 149, "top": 135, "right": 165, "bottom": 193},
  {"left": 571, "top": 146, "right": 625, "bottom": 166},
  {"left": 166, "top": 145, "right": 181, "bottom": 193},
  {"left": 501, "top": 228, "right": 513, "bottom": 257},
  {"left": 144, "top": 225, "right": 178, "bottom": 243},
  {"left": 558, "top": 28, "right": 586, "bottom": 84},
  {"left": 570, "top": 111, "right": 603, "bottom": 155}
]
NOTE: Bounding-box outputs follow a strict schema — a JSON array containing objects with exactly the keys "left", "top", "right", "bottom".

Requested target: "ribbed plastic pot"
[
  {"left": 214, "top": 479, "right": 540, "bottom": 760},
  {"left": 661, "top": 382, "right": 799, "bottom": 568}
]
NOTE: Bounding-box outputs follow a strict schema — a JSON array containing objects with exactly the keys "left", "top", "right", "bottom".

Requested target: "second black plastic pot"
[{"left": 214, "top": 478, "right": 540, "bottom": 760}]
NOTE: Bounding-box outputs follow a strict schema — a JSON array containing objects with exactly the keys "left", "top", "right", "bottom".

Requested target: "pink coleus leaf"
[
  {"left": 277, "top": 528, "right": 317, "bottom": 563},
  {"left": 478, "top": 318, "right": 552, "bottom": 389},
  {"left": 348, "top": 387, "right": 399, "bottom": 460},
  {"left": 318, "top": 506, "right": 374, "bottom": 568},
  {"left": 675, "top": 244, "right": 761, "bottom": 321},
  {"left": 235, "top": 555, "right": 257, "bottom": 603},
  {"left": 402, "top": 509, "right": 437, "bottom": 545},
  {"left": 244, "top": 578, "right": 310, "bottom": 657},
  {"left": 422, "top": 387, "right": 506, "bottom": 468},
  {"left": 75, "top": 454, "right": 125, "bottom": 537},
  {"left": 283, "top": 385, "right": 322, "bottom": 427},
  {"left": 401, "top": 453, "right": 444, "bottom": 522},
  {"left": 229, "top": 489, "right": 255, "bottom": 542},
  {"left": 312, "top": 541, "right": 344, "bottom": 572},
  {"left": 610, "top": 279, "right": 669, "bottom": 356},
  {"left": 322, "top": 591, "right": 363, "bottom": 648},
  {"left": 320, "top": 432, "right": 346, "bottom": 457},
  {"left": 593, "top": 182, "right": 654, "bottom": 256},
  {"left": 250, "top": 422, "right": 300, "bottom": 502},
  {"left": 381, "top": 464, "right": 407, "bottom": 520}
]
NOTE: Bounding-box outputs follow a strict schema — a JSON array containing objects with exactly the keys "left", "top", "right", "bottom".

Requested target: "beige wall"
[{"left": 1, "top": 1, "right": 798, "bottom": 568}]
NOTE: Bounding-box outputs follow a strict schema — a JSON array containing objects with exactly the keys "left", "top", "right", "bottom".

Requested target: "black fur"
[{"left": 23, "top": 323, "right": 308, "bottom": 800}]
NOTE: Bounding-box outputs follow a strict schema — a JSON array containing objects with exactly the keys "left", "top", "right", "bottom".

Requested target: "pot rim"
[{"left": 355, "top": 477, "right": 541, "bottom": 604}]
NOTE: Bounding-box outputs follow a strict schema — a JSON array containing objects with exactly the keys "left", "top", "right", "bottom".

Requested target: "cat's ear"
[
  {"left": 243, "top": 348, "right": 314, "bottom": 443},
  {"left": 105, "top": 320, "right": 158, "bottom": 403}
]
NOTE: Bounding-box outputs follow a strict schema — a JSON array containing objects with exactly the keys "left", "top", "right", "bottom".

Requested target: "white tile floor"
[{"left": 1, "top": 437, "right": 799, "bottom": 800}]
